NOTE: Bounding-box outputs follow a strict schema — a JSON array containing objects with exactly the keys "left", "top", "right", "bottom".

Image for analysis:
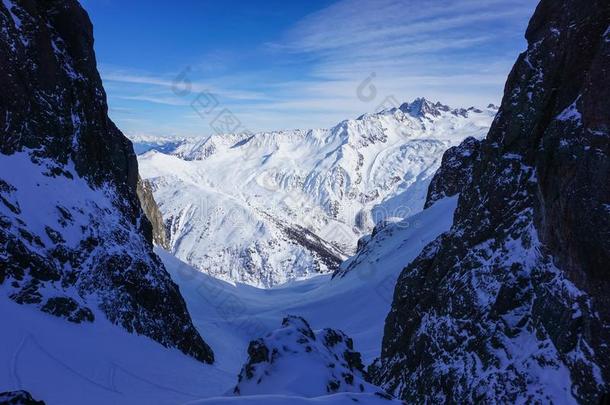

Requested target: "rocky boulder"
[
  {"left": 233, "top": 315, "right": 387, "bottom": 398},
  {"left": 0, "top": 390, "right": 45, "bottom": 405}
]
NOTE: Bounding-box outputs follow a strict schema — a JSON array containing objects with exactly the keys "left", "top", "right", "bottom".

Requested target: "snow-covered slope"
[
  {"left": 187, "top": 393, "right": 403, "bottom": 405},
  {"left": 0, "top": 294, "right": 230, "bottom": 405},
  {"left": 136, "top": 99, "right": 495, "bottom": 287},
  {"left": 0, "top": 195, "right": 457, "bottom": 404},
  {"left": 162, "top": 195, "right": 458, "bottom": 375}
]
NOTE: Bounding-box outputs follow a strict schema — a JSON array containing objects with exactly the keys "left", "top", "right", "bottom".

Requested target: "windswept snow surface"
[
  {"left": 0, "top": 196, "right": 458, "bottom": 405},
  {"left": 186, "top": 393, "right": 404, "bottom": 405},
  {"left": 0, "top": 292, "right": 231, "bottom": 405},
  {"left": 136, "top": 99, "right": 494, "bottom": 286}
]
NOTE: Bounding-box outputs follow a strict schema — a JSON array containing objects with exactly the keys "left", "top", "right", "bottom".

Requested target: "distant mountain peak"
[
  {"left": 396, "top": 98, "right": 493, "bottom": 120},
  {"left": 398, "top": 97, "right": 443, "bottom": 117}
]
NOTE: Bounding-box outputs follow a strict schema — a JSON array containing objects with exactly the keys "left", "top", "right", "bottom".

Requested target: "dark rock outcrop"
[
  {"left": 375, "top": 0, "right": 609, "bottom": 403},
  {"left": 423, "top": 136, "right": 481, "bottom": 208},
  {"left": 0, "top": 390, "right": 45, "bottom": 405},
  {"left": 0, "top": 0, "right": 213, "bottom": 363},
  {"left": 273, "top": 221, "right": 344, "bottom": 272},
  {"left": 136, "top": 177, "right": 169, "bottom": 249}
]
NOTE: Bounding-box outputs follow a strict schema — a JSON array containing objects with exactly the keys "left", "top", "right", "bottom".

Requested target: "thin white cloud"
[
  {"left": 247, "top": 0, "right": 538, "bottom": 130},
  {"left": 274, "top": 0, "right": 535, "bottom": 72},
  {"left": 101, "top": 68, "right": 269, "bottom": 102},
  {"left": 117, "top": 95, "right": 189, "bottom": 106},
  {"left": 280, "top": 0, "right": 532, "bottom": 47}
]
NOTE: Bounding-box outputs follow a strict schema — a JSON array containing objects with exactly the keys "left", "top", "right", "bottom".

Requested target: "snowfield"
[
  {"left": 186, "top": 393, "right": 404, "bottom": 405},
  {"left": 135, "top": 98, "right": 495, "bottom": 287},
  {"left": 0, "top": 195, "right": 458, "bottom": 404}
]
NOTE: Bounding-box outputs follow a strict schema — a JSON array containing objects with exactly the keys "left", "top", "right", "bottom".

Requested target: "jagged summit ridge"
[
  {"left": 359, "top": 97, "right": 492, "bottom": 121},
  {"left": 364, "top": 97, "right": 490, "bottom": 119}
]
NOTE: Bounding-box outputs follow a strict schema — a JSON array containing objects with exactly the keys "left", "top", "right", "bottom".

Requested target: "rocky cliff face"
[
  {"left": 0, "top": 0, "right": 213, "bottom": 363},
  {"left": 423, "top": 136, "right": 480, "bottom": 209},
  {"left": 136, "top": 177, "right": 169, "bottom": 249},
  {"left": 374, "top": 0, "right": 609, "bottom": 403}
]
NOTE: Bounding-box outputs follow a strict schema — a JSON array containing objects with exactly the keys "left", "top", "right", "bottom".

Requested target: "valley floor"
[{"left": 0, "top": 197, "right": 458, "bottom": 404}]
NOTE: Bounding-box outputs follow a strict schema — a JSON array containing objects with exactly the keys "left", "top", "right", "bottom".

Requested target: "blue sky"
[{"left": 81, "top": 0, "right": 539, "bottom": 138}]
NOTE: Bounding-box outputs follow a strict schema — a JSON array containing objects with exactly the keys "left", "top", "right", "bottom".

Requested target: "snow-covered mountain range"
[
  {"left": 133, "top": 100, "right": 497, "bottom": 286},
  {"left": 3, "top": 0, "right": 608, "bottom": 403}
]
